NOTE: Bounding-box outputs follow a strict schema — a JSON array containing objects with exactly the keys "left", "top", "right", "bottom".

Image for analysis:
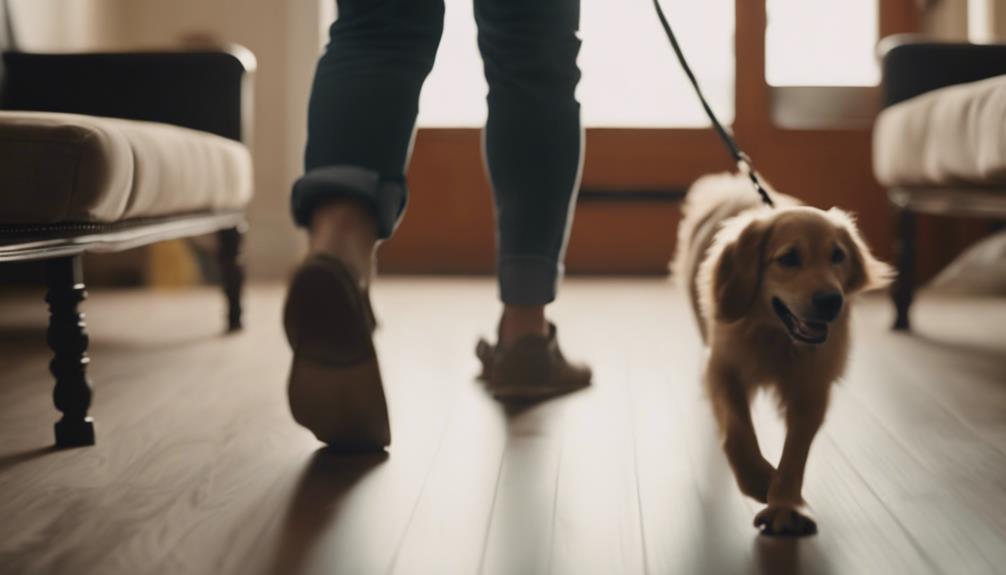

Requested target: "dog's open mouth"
[{"left": 772, "top": 298, "right": 829, "bottom": 345}]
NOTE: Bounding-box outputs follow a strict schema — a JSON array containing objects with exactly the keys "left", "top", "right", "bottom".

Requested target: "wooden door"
[{"left": 379, "top": 0, "right": 970, "bottom": 281}]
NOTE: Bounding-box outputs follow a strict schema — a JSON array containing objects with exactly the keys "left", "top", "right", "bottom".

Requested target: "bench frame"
[
  {"left": 0, "top": 215, "right": 247, "bottom": 447},
  {"left": 888, "top": 188, "right": 1006, "bottom": 330},
  {"left": 879, "top": 37, "right": 1006, "bottom": 330},
  {"left": 0, "top": 0, "right": 258, "bottom": 447}
]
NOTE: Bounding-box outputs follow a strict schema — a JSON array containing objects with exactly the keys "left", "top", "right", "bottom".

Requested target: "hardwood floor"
[{"left": 0, "top": 279, "right": 1004, "bottom": 575}]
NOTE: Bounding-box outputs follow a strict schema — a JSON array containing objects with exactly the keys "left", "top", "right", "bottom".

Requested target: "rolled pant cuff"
[
  {"left": 291, "top": 165, "right": 407, "bottom": 239},
  {"left": 498, "top": 256, "right": 562, "bottom": 306}
]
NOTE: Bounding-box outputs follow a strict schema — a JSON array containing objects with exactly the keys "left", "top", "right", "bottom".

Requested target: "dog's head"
[{"left": 710, "top": 206, "right": 893, "bottom": 344}]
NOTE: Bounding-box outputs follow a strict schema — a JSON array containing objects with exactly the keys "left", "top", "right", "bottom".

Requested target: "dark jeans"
[{"left": 291, "top": 0, "right": 583, "bottom": 305}]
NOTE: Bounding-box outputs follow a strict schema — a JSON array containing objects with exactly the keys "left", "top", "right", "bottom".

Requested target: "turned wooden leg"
[
  {"left": 218, "top": 226, "right": 245, "bottom": 333},
  {"left": 45, "top": 256, "right": 95, "bottom": 448},
  {"left": 892, "top": 208, "right": 916, "bottom": 332}
]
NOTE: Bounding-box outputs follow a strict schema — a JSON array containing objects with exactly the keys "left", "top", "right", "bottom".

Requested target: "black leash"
[{"left": 651, "top": 0, "right": 775, "bottom": 208}]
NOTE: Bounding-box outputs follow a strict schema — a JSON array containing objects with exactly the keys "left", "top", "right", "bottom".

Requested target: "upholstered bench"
[
  {"left": 873, "top": 37, "right": 1006, "bottom": 330},
  {"left": 0, "top": 111, "right": 252, "bottom": 224},
  {"left": 0, "top": 3, "right": 256, "bottom": 447}
]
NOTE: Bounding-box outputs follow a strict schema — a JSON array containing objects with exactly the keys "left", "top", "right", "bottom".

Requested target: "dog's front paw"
[{"left": 754, "top": 505, "right": 817, "bottom": 537}]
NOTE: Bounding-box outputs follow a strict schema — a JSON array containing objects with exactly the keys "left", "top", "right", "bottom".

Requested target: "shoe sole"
[{"left": 284, "top": 257, "right": 390, "bottom": 451}]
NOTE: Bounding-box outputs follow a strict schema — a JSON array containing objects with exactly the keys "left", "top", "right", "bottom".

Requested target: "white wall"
[
  {"left": 286, "top": 0, "right": 330, "bottom": 269},
  {"left": 970, "top": 0, "right": 1006, "bottom": 40},
  {"left": 921, "top": 0, "right": 1006, "bottom": 42},
  {"left": 8, "top": 0, "right": 121, "bottom": 51}
]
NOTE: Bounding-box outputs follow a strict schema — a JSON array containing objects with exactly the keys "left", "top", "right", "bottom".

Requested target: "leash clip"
[
  {"left": 736, "top": 154, "right": 776, "bottom": 209},
  {"left": 653, "top": 0, "right": 775, "bottom": 209}
]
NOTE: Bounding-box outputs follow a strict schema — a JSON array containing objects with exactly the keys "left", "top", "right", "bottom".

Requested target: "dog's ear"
[
  {"left": 713, "top": 216, "right": 772, "bottom": 322},
  {"left": 828, "top": 208, "right": 895, "bottom": 293}
]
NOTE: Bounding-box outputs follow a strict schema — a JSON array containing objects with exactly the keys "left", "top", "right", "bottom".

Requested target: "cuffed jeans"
[{"left": 291, "top": 0, "right": 583, "bottom": 305}]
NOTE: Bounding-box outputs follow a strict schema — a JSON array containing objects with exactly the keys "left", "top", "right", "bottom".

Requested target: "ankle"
[
  {"left": 499, "top": 305, "right": 548, "bottom": 348},
  {"left": 309, "top": 200, "right": 378, "bottom": 288}
]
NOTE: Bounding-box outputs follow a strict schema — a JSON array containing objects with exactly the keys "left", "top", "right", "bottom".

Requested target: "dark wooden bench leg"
[
  {"left": 45, "top": 256, "right": 96, "bottom": 448},
  {"left": 218, "top": 226, "right": 245, "bottom": 333},
  {"left": 892, "top": 208, "right": 916, "bottom": 331}
]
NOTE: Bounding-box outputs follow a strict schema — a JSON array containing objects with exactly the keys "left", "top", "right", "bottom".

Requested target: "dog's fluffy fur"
[{"left": 672, "top": 173, "right": 893, "bottom": 536}]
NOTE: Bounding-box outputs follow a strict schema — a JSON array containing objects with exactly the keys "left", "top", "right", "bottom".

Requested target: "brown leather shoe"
[
  {"left": 284, "top": 254, "right": 390, "bottom": 451},
  {"left": 476, "top": 323, "right": 591, "bottom": 401}
]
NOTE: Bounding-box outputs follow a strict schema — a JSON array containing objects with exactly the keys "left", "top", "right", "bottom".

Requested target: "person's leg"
[
  {"left": 285, "top": 0, "right": 444, "bottom": 449},
  {"left": 473, "top": 0, "right": 590, "bottom": 397},
  {"left": 474, "top": 0, "right": 583, "bottom": 346},
  {"left": 293, "top": 0, "right": 445, "bottom": 284}
]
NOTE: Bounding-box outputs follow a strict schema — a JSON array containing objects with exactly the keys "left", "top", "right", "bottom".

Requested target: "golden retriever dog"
[{"left": 672, "top": 173, "right": 893, "bottom": 536}]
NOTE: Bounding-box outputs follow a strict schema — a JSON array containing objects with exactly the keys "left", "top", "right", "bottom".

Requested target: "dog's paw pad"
[{"left": 754, "top": 505, "right": 818, "bottom": 537}]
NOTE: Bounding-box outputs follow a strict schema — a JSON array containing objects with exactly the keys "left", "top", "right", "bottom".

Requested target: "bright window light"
[
  {"left": 417, "top": 0, "right": 735, "bottom": 128},
  {"left": 766, "top": 0, "right": 880, "bottom": 87},
  {"left": 416, "top": 0, "right": 485, "bottom": 128}
]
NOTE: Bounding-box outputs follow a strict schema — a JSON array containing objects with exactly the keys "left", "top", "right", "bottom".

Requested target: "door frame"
[{"left": 379, "top": 0, "right": 924, "bottom": 275}]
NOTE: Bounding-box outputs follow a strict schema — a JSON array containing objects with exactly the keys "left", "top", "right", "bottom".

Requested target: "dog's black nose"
[{"left": 812, "top": 291, "right": 844, "bottom": 321}]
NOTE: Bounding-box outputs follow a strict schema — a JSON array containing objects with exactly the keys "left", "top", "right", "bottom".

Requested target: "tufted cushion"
[
  {"left": 0, "top": 111, "right": 252, "bottom": 225},
  {"left": 873, "top": 74, "right": 1006, "bottom": 189}
]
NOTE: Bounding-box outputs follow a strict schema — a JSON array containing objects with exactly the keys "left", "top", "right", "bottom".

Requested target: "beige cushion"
[
  {"left": 0, "top": 111, "right": 252, "bottom": 225},
  {"left": 873, "top": 74, "right": 1006, "bottom": 188}
]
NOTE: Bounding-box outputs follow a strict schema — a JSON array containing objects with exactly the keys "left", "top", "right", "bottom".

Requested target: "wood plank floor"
[{"left": 1, "top": 278, "right": 1004, "bottom": 575}]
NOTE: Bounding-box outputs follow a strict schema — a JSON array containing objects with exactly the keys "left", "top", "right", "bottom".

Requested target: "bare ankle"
[
  {"left": 309, "top": 200, "right": 378, "bottom": 287},
  {"left": 499, "top": 305, "right": 548, "bottom": 348}
]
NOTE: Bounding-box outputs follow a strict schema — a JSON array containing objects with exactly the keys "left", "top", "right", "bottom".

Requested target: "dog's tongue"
[{"left": 793, "top": 317, "right": 827, "bottom": 340}]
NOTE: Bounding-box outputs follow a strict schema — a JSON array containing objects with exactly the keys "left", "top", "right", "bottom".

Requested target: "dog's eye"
[
  {"left": 832, "top": 247, "right": 846, "bottom": 264},
  {"left": 778, "top": 249, "right": 801, "bottom": 268}
]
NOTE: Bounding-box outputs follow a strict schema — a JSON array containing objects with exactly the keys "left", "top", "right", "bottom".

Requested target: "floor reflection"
[
  {"left": 0, "top": 446, "right": 57, "bottom": 474},
  {"left": 754, "top": 535, "right": 833, "bottom": 575},
  {"left": 266, "top": 449, "right": 388, "bottom": 575},
  {"left": 479, "top": 396, "right": 568, "bottom": 575}
]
